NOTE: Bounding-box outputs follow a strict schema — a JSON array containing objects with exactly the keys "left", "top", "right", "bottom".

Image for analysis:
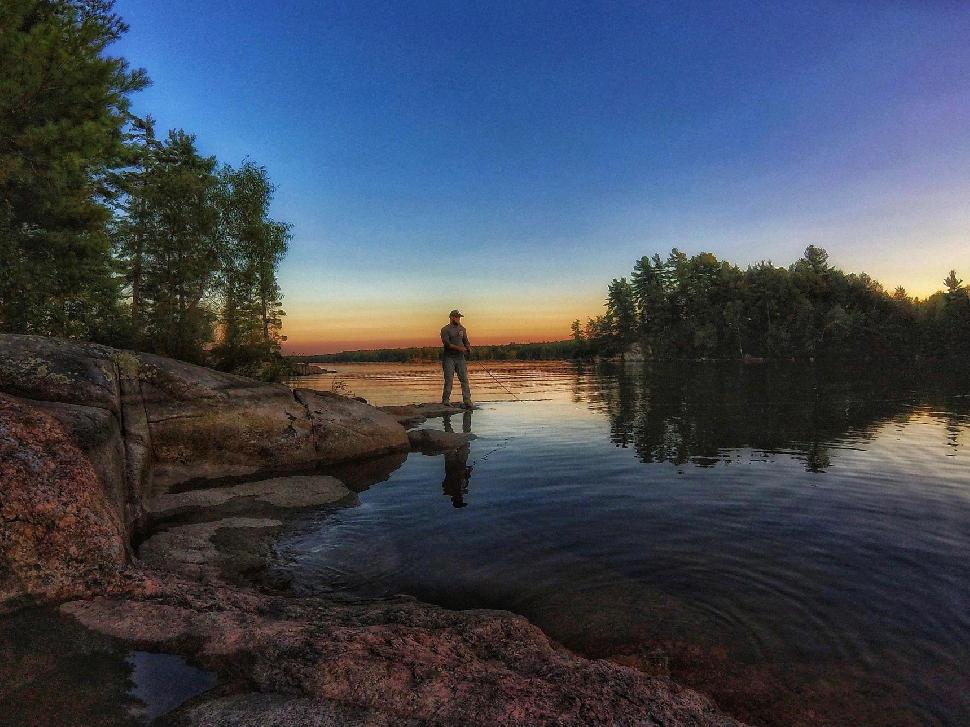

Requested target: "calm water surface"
[{"left": 285, "top": 361, "right": 970, "bottom": 726}]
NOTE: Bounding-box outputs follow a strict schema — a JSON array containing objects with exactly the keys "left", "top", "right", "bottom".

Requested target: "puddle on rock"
[
  {"left": 0, "top": 607, "right": 217, "bottom": 726},
  {"left": 127, "top": 651, "right": 218, "bottom": 722}
]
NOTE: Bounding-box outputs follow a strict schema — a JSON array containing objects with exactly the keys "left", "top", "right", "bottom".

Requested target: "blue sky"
[{"left": 113, "top": 0, "right": 970, "bottom": 352}]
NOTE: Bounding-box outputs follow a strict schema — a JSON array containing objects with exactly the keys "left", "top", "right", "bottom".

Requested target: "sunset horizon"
[
  {"left": 107, "top": 0, "right": 968, "bottom": 355},
  {"left": 280, "top": 260, "right": 961, "bottom": 355}
]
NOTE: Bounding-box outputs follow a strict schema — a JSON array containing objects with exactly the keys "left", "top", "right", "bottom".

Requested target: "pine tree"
[
  {"left": 110, "top": 113, "right": 159, "bottom": 346},
  {"left": 136, "top": 130, "right": 220, "bottom": 363},
  {"left": 606, "top": 277, "right": 637, "bottom": 346},
  {"left": 212, "top": 161, "right": 290, "bottom": 372},
  {"left": 0, "top": 0, "right": 147, "bottom": 337},
  {"left": 254, "top": 219, "right": 289, "bottom": 349},
  {"left": 940, "top": 270, "right": 970, "bottom": 357},
  {"left": 943, "top": 270, "right": 963, "bottom": 296},
  {"left": 631, "top": 255, "right": 665, "bottom": 337}
]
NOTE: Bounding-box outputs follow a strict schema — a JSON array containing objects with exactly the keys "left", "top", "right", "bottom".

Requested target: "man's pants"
[{"left": 442, "top": 355, "right": 472, "bottom": 405}]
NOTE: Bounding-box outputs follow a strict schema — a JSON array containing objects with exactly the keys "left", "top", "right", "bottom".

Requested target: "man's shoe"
[{"left": 462, "top": 402, "right": 475, "bottom": 409}]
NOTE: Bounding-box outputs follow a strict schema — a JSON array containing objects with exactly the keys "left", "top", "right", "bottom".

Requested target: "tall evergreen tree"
[
  {"left": 0, "top": 0, "right": 147, "bottom": 336},
  {"left": 606, "top": 277, "right": 637, "bottom": 346},
  {"left": 212, "top": 161, "right": 290, "bottom": 371},
  {"left": 135, "top": 130, "right": 220, "bottom": 363},
  {"left": 254, "top": 219, "right": 289, "bottom": 348},
  {"left": 110, "top": 113, "right": 159, "bottom": 346},
  {"left": 939, "top": 270, "right": 970, "bottom": 357},
  {"left": 943, "top": 270, "right": 963, "bottom": 296},
  {"left": 631, "top": 255, "right": 665, "bottom": 340},
  {"left": 570, "top": 319, "right": 583, "bottom": 342}
]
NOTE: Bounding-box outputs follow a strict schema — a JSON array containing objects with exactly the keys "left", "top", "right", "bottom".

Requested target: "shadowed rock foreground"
[{"left": 0, "top": 335, "right": 745, "bottom": 725}]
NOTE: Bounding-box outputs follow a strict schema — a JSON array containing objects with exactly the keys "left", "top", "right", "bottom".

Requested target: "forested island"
[
  {"left": 574, "top": 246, "right": 970, "bottom": 361},
  {"left": 1, "top": 1, "right": 291, "bottom": 379}
]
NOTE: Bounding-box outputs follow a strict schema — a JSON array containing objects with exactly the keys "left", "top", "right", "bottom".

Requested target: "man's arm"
[
  {"left": 462, "top": 330, "right": 471, "bottom": 354},
  {"left": 442, "top": 328, "right": 466, "bottom": 353}
]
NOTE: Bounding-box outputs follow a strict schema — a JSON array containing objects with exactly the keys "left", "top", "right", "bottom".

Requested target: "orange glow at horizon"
[
  {"left": 282, "top": 321, "right": 585, "bottom": 355},
  {"left": 281, "top": 295, "right": 601, "bottom": 355}
]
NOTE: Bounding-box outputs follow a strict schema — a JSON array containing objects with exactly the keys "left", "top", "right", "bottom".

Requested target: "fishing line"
[
  {"left": 469, "top": 436, "right": 515, "bottom": 467},
  {"left": 455, "top": 363, "right": 551, "bottom": 469},
  {"left": 477, "top": 363, "right": 523, "bottom": 401}
]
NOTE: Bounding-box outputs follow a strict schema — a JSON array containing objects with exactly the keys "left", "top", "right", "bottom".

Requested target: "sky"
[{"left": 112, "top": 0, "right": 970, "bottom": 354}]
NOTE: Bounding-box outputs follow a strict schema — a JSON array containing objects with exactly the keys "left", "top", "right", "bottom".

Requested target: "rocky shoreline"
[{"left": 0, "top": 335, "right": 744, "bottom": 725}]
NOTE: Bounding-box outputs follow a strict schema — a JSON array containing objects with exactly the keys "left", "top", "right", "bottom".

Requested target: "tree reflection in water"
[{"left": 574, "top": 360, "right": 968, "bottom": 472}]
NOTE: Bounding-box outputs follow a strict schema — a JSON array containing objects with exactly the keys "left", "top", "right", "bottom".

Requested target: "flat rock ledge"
[
  {"left": 138, "top": 475, "right": 356, "bottom": 587},
  {"left": 144, "top": 475, "right": 352, "bottom": 520},
  {"left": 138, "top": 517, "right": 282, "bottom": 584},
  {"left": 379, "top": 402, "right": 471, "bottom": 427}
]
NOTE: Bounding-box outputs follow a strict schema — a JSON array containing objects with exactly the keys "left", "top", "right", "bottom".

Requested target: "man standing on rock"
[{"left": 441, "top": 309, "right": 473, "bottom": 409}]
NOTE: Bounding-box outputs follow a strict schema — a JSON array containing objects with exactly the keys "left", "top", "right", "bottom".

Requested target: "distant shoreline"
[{"left": 289, "top": 339, "right": 577, "bottom": 363}]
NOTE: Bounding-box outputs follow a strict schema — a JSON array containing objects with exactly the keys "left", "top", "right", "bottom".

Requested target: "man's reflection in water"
[
  {"left": 442, "top": 444, "right": 472, "bottom": 508},
  {"left": 442, "top": 409, "right": 472, "bottom": 434},
  {"left": 441, "top": 410, "right": 473, "bottom": 507}
]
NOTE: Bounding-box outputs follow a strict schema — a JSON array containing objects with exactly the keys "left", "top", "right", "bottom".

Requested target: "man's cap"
[{"left": 449, "top": 309, "right": 463, "bottom": 317}]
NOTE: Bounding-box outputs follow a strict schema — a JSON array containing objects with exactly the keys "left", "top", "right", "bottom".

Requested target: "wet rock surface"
[
  {"left": 0, "top": 606, "right": 150, "bottom": 727},
  {"left": 137, "top": 518, "right": 283, "bottom": 584},
  {"left": 407, "top": 427, "right": 478, "bottom": 453},
  {"left": 138, "top": 475, "right": 356, "bottom": 589},
  {"left": 144, "top": 476, "right": 352, "bottom": 520}
]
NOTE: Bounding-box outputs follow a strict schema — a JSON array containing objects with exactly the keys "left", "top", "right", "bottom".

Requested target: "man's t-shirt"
[{"left": 440, "top": 323, "right": 470, "bottom": 357}]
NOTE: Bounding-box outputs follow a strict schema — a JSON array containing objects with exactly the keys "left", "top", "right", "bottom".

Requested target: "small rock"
[
  {"left": 407, "top": 428, "right": 477, "bottom": 453},
  {"left": 378, "top": 402, "right": 468, "bottom": 427}
]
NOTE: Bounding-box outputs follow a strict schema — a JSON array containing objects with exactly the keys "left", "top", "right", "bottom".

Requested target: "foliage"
[
  {"left": 0, "top": 0, "right": 147, "bottom": 337},
  {"left": 1, "top": 1, "right": 292, "bottom": 377},
  {"left": 579, "top": 247, "right": 970, "bottom": 361},
  {"left": 209, "top": 160, "right": 290, "bottom": 371},
  {"left": 130, "top": 130, "right": 220, "bottom": 362},
  {"left": 112, "top": 131, "right": 290, "bottom": 368}
]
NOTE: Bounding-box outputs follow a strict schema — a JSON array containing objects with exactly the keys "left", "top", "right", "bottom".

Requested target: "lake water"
[{"left": 286, "top": 360, "right": 970, "bottom": 726}]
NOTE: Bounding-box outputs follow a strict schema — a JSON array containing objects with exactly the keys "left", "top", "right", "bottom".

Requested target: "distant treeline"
[
  {"left": 296, "top": 340, "right": 578, "bottom": 363},
  {"left": 574, "top": 246, "right": 970, "bottom": 361},
  {"left": 0, "top": 1, "right": 290, "bottom": 379}
]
